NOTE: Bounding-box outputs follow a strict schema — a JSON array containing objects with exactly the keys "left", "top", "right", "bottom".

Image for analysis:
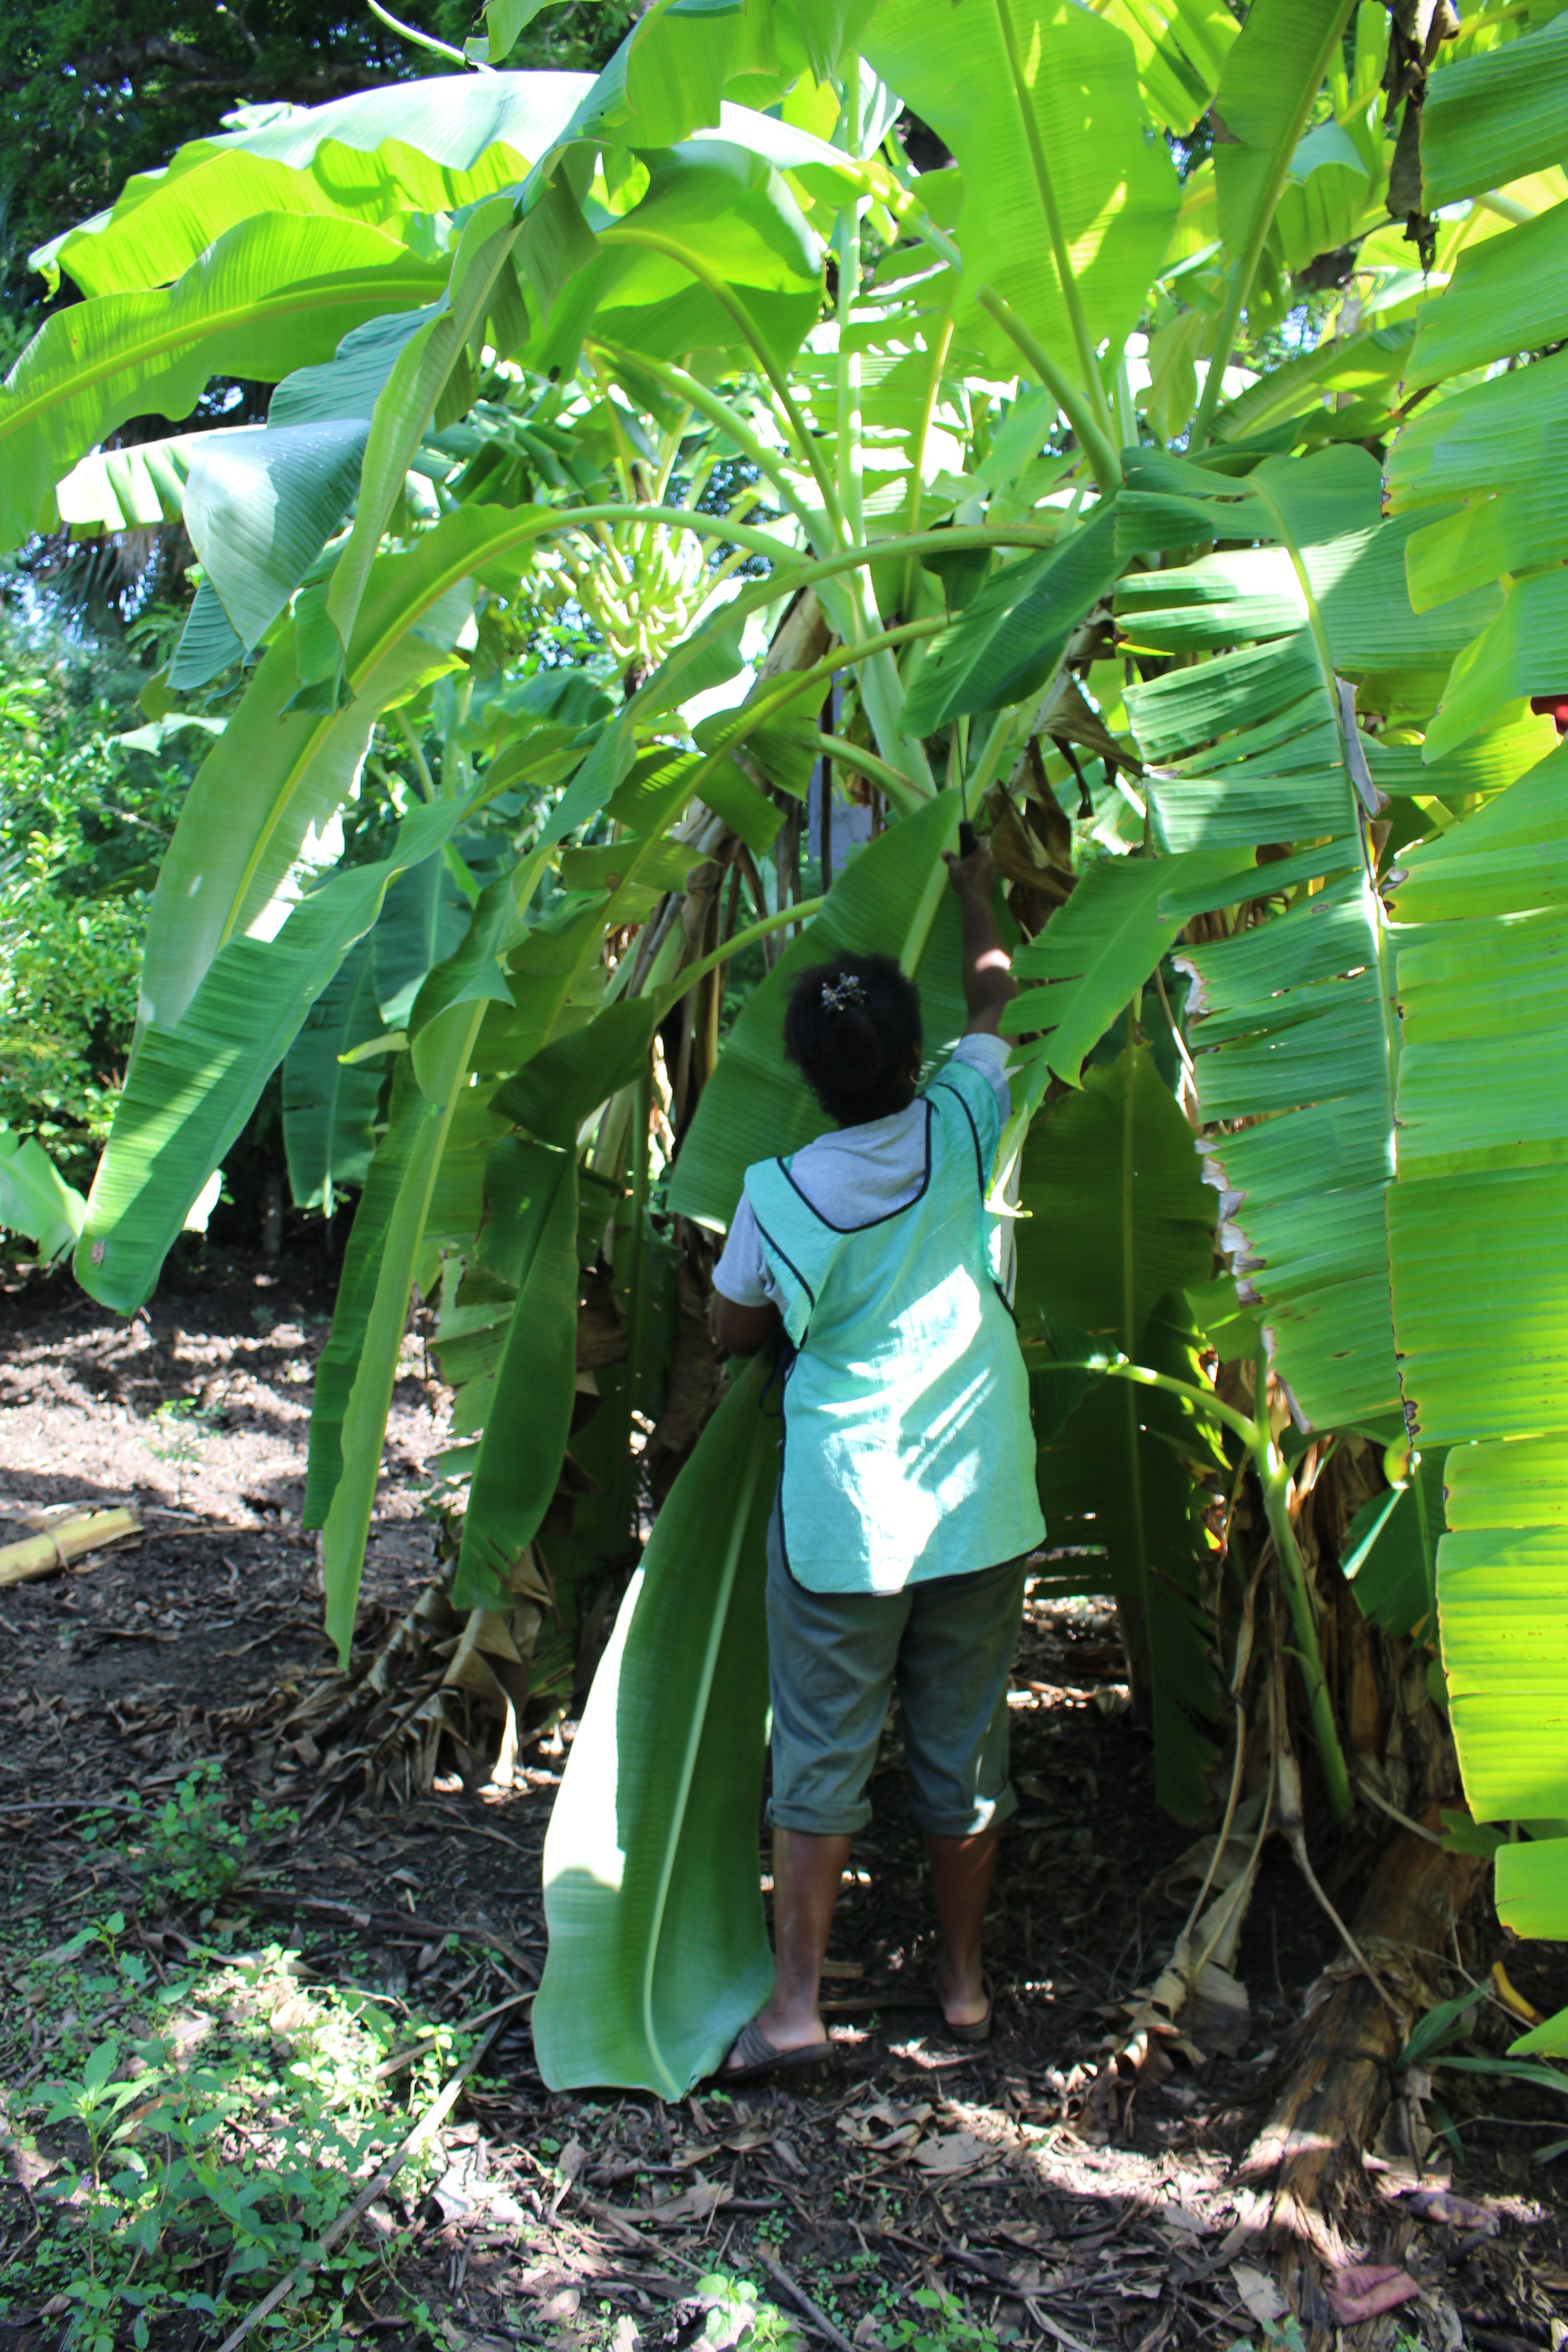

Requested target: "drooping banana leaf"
[
  {"left": 38, "top": 73, "right": 596, "bottom": 300},
  {"left": 1013, "top": 1044, "right": 1223, "bottom": 1820},
  {"left": 451, "top": 1139, "right": 580, "bottom": 1611},
  {"left": 494, "top": 1000, "right": 661, "bottom": 1145},
  {"left": 533, "top": 1350, "right": 777, "bottom": 2096},
  {"left": 0, "top": 214, "right": 447, "bottom": 548},
  {"left": 304, "top": 1058, "right": 434, "bottom": 1534},
  {"left": 138, "top": 529, "right": 480, "bottom": 1031},
  {"left": 183, "top": 420, "right": 370, "bottom": 657},
  {"left": 75, "top": 795, "right": 469, "bottom": 1314},
  {"left": 281, "top": 934, "right": 386, "bottom": 1211},
  {"left": 316, "top": 996, "right": 497, "bottom": 1654},
  {"left": 900, "top": 505, "right": 1122, "bottom": 735},
  {"left": 374, "top": 852, "right": 477, "bottom": 1029},
  {"left": 667, "top": 792, "right": 970, "bottom": 1229}
]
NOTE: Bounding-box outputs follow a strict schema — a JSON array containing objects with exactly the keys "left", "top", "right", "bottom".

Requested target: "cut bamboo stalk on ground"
[{"left": 0, "top": 1506, "right": 141, "bottom": 1586}]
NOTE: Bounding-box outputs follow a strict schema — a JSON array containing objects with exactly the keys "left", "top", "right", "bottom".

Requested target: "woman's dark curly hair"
[{"left": 783, "top": 953, "right": 923, "bottom": 1125}]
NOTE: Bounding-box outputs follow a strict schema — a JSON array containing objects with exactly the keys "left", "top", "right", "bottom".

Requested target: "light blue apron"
[{"left": 743, "top": 1056, "right": 1045, "bottom": 1596}]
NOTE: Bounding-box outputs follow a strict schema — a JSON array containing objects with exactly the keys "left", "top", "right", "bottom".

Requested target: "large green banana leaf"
[
  {"left": 1206, "top": 0, "right": 1356, "bottom": 266},
  {"left": 75, "top": 797, "right": 467, "bottom": 1314},
  {"left": 1117, "top": 445, "right": 1502, "bottom": 670},
  {"left": 533, "top": 1352, "right": 777, "bottom": 2097},
  {"left": 1176, "top": 871, "right": 1400, "bottom": 1430},
  {"left": 1419, "top": 11, "right": 1568, "bottom": 210},
  {"left": 863, "top": 0, "right": 1178, "bottom": 381},
  {"left": 281, "top": 936, "right": 386, "bottom": 1212},
  {"left": 1096, "top": 0, "right": 1238, "bottom": 132},
  {"left": 451, "top": 1140, "right": 580, "bottom": 1611},
  {"left": 1385, "top": 752, "right": 1568, "bottom": 1936},
  {"left": 38, "top": 74, "right": 597, "bottom": 299},
  {"left": 667, "top": 792, "right": 969, "bottom": 1230},
  {"left": 1013, "top": 1044, "right": 1223, "bottom": 1820},
  {"left": 1408, "top": 200, "right": 1568, "bottom": 390},
  {"left": 0, "top": 215, "right": 447, "bottom": 548}
]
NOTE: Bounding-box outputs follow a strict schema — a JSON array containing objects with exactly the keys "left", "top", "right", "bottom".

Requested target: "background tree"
[{"left": 0, "top": 0, "right": 635, "bottom": 360}]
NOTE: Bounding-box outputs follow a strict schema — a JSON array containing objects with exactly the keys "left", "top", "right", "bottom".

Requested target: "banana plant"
[{"left": 12, "top": 0, "right": 1568, "bottom": 2089}]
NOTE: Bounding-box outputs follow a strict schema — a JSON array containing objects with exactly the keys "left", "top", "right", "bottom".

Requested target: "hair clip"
[{"left": 820, "top": 973, "right": 867, "bottom": 1014}]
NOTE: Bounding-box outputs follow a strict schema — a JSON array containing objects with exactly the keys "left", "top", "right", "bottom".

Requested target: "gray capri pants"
[{"left": 765, "top": 1508, "right": 1027, "bottom": 1839}]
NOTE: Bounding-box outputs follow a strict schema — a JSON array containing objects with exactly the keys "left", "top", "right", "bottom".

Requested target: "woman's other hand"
[
  {"left": 713, "top": 1295, "right": 782, "bottom": 1355},
  {"left": 945, "top": 836, "right": 1014, "bottom": 1034},
  {"left": 945, "top": 841, "right": 999, "bottom": 902}
]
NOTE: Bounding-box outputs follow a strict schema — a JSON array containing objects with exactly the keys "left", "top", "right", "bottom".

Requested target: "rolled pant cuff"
[
  {"left": 767, "top": 1798, "right": 873, "bottom": 1837},
  {"left": 908, "top": 1783, "right": 1018, "bottom": 1841}
]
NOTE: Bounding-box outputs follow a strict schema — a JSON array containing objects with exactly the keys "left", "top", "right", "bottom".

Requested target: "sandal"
[
  {"left": 717, "top": 2015, "right": 837, "bottom": 2085},
  {"left": 933, "top": 1974, "right": 994, "bottom": 2045}
]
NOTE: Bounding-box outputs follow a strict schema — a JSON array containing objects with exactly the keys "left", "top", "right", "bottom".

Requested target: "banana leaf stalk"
[{"left": 1098, "top": 1353, "right": 1351, "bottom": 1820}]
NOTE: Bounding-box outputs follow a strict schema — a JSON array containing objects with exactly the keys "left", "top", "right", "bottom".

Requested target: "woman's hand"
[
  {"left": 945, "top": 841, "right": 999, "bottom": 902},
  {"left": 944, "top": 835, "right": 1015, "bottom": 1034}
]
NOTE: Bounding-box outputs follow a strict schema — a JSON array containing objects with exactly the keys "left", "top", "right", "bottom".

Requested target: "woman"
[{"left": 710, "top": 840, "right": 1044, "bottom": 2081}]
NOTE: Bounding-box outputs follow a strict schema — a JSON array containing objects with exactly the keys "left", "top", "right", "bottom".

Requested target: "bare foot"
[{"left": 935, "top": 1957, "right": 990, "bottom": 2030}]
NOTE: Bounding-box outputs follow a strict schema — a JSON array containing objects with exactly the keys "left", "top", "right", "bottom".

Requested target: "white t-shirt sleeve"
[
  {"left": 712, "top": 1194, "right": 782, "bottom": 1308},
  {"left": 951, "top": 1030, "right": 1012, "bottom": 1118}
]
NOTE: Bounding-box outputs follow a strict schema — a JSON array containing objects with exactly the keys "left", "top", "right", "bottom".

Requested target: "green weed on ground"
[
  {"left": 0, "top": 1769, "right": 838, "bottom": 2352},
  {"left": 1, "top": 1919, "right": 464, "bottom": 2352},
  {"left": 77, "top": 1762, "right": 295, "bottom": 1913},
  {"left": 0, "top": 1765, "right": 470, "bottom": 2352}
]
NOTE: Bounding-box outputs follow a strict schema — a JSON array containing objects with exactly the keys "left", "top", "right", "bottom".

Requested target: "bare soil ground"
[{"left": 2, "top": 1245, "right": 1566, "bottom": 2352}]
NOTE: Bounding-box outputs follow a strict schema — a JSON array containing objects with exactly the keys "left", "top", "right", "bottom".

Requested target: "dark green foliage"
[
  {"left": 0, "top": 607, "right": 204, "bottom": 1183},
  {"left": 0, "top": 0, "right": 636, "bottom": 353}
]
